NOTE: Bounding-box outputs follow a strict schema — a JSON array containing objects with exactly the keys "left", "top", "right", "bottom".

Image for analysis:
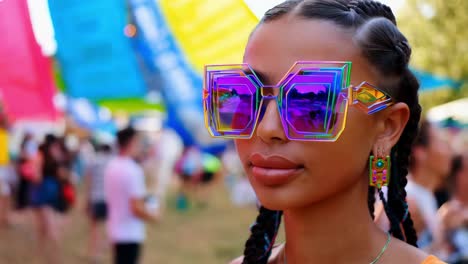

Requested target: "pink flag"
[{"left": 0, "top": 0, "right": 58, "bottom": 122}]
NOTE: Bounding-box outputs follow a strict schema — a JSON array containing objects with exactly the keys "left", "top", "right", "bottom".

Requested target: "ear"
[{"left": 375, "top": 102, "right": 410, "bottom": 149}]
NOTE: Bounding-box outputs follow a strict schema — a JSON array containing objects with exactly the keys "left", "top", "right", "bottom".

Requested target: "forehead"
[{"left": 244, "top": 17, "right": 377, "bottom": 85}]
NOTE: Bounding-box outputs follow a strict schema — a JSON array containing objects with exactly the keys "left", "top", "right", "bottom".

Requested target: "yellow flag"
[
  {"left": 0, "top": 129, "right": 9, "bottom": 165},
  {"left": 159, "top": 0, "right": 258, "bottom": 71}
]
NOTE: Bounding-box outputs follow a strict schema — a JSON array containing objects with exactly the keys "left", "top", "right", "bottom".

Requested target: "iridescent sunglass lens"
[
  {"left": 214, "top": 76, "right": 255, "bottom": 131},
  {"left": 204, "top": 65, "right": 260, "bottom": 138},
  {"left": 280, "top": 62, "right": 351, "bottom": 141}
]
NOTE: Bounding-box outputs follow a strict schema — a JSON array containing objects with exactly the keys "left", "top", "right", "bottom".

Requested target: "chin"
[{"left": 251, "top": 182, "right": 313, "bottom": 211}]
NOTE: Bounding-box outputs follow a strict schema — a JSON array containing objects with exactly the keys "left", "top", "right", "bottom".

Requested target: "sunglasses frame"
[{"left": 203, "top": 61, "right": 394, "bottom": 142}]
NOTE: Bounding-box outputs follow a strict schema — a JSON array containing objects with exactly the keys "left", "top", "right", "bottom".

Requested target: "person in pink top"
[{"left": 202, "top": 0, "right": 447, "bottom": 263}]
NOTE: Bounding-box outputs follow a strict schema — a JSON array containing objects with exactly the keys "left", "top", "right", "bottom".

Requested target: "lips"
[{"left": 249, "top": 153, "right": 304, "bottom": 186}]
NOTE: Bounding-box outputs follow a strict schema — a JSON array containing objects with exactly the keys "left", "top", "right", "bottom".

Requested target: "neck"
[
  {"left": 409, "top": 167, "right": 439, "bottom": 191},
  {"left": 119, "top": 150, "right": 130, "bottom": 158},
  {"left": 283, "top": 178, "right": 388, "bottom": 263}
]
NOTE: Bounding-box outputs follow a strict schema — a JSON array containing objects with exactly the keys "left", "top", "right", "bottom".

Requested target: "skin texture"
[{"left": 233, "top": 15, "right": 429, "bottom": 263}]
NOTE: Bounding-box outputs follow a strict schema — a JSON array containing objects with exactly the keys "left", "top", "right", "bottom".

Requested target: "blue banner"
[
  {"left": 48, "top": 0, "right": 147, "bottom": 100},
  {"left": 412, "top": 69, "right": 462, "bottom": 91},
  {"left": 129, "top": 0, "right": 225, "bottom": 151}
]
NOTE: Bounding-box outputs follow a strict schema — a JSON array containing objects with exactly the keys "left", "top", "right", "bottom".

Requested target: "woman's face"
[
  {"left": 235, "top": 17, "right": 384, "bottom": 210},
  {"left": 456, "top": 154, "right": 468, "bottom": 196},
  {"left": 426, "top": 126, "right": 452, "bottom": 181},
  {"left": 50, "top": 142, "right": 63, "bottom": 160}
]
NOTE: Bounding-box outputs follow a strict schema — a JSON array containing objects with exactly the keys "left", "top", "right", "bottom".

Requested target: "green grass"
[{"left": 0, "top": 184, "right": 258, "bottom": 264}]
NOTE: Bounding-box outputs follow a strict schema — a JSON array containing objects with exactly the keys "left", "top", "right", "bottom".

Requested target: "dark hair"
[
  {"left": 242, "top": 1, "right": 422, "bottom": 263},
  {"left": 447, "top": 154, "right": 463, "bottom": 192},
  {"left": 44, "top": 134, "right": 58, "bottom": 145},
  {"left": 97, "top": 144, "right": 112, "bottom": 154},
  {"left": 413, "top": 120, "right": 431, "bottom": 147},
  {"left": 409, "top": 120, "right": 431, "bottom": 170},
  {"left": 117, "top": 126, "right": 137, "bottom": 149}
]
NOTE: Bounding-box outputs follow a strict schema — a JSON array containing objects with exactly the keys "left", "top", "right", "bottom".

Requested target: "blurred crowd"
[
  {"left": 0, "top": 111, "right": 257, "bottom": 264},
  {"left": 375, "top": 120, "right": 468, "bottom": 264}
]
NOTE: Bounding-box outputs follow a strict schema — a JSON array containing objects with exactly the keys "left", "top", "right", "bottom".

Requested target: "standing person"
[
  {"left": 0, "top": 108, "right": 10, "bottom": 227},
  {"left": 406, "top": 121, "right": 452, "bottom": 252},
  {"left": 203, "top": 0, "right": 446, "bottom": 263},
  {"left": 29, "top": 134, "right": 68, "bottom": 264},
  {"left": 104, "top": 127, "right": 159, "bottom": 264},
  {"left": 438, "top": 152, "right": 468, "bottom": 263},
  {"left": 174, "top": 146, "right": 203, "bottom": 211},
  {"left": 84, "top": 144, "right": 113, "bottom": 263},
  {"left": 15, "top": 132, "right": 39, "bottom": 210}
]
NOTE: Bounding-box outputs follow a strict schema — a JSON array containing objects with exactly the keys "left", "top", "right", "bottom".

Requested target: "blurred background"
[{"left": 0, "top": 0, "right": 466, "bottom": 263}]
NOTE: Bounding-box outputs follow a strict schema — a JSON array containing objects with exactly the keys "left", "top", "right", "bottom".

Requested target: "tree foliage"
[{"left": 397, "top": 0, "right": 467, "bottom": 109}]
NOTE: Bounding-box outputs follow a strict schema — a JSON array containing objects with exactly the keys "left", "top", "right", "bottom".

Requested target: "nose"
[{"left": 256, "top": 99, "right": 288, "bottom": 144}]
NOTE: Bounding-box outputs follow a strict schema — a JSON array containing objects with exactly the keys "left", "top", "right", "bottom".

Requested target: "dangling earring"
[{"left": 369, "top": 146, "right": 391, "bottom": 188}]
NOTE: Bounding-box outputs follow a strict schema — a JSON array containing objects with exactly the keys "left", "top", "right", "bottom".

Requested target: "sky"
[{"left": 27, "top": 0, "right": 405, "bottom": 56}]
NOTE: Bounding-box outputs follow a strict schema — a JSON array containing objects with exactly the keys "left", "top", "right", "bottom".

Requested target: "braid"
[
  {"left": 351, "top": 0, "right": 397, "bottom": 25},
  {"left": 387, "top": 71, "right": 421, "bottom": 247},
  {"left": 377, "top": 187, "right": 405, "bottom": 239},
  {"left": 354, "top": 0, "right": 421, "bottom": 245},
  {"left": 242, "top": 207, "right": 283, "bottom": 264},
  {"left": 367, "top": 186, "right": 376, "bottom": 219}
]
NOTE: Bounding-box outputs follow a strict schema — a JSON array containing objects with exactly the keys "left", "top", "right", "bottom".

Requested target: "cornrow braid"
[
  {"left": 377, "top": 187, "right": 405, "bottom": 240},
  {"left": 387, "top": 71, "right": 421, "bottom": 246},
  {"left": 351, "top": 0, "right": 397, "bottom": 25},
  {"left": 350, "top": 0, "right": 420, "bottom": 244},
  {"left": 367, "top": 186, "right": 376, "bottom": 219},
  {"left": 242, "top": 207, "right": 283, "bottom": 264}
]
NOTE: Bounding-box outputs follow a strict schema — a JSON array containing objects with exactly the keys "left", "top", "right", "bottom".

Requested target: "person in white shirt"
[
  {"left": 438, "top": 152, "right": 468, "bottom": 262},
  {"left": 407, "top": 121, "right": 452, "bottom": 253},
  {"left": 104, "top": 127, "right": 159, "bottom": 264}
]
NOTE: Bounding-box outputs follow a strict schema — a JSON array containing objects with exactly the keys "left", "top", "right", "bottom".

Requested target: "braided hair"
[{"left": 242, "top": 1, "right": 421, "bottom": 263}]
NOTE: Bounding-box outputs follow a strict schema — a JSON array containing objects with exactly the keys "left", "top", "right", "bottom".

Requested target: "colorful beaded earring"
[{"left": 369, "top": 146, "right": 391, "bottom": 188}]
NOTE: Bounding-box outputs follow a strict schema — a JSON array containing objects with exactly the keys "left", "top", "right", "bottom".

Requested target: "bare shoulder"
[{"left": 384, "top": 238, "right": 430, "bottom": 264}]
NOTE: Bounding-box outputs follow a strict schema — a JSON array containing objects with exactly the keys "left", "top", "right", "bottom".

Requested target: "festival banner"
[
  {"left": 129, "top": 0, "right": 256, "bottom": 151},
  {"left": 0, "top": 0, "right": 58, "bottom": 122},
  {"left": 48, "top": 0, "right": 147, "bottom": 101}
]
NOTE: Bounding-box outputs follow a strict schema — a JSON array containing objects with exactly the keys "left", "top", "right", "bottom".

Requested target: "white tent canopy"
[{"left": 427, "top": 98, "right": 468, "bottom": 124}]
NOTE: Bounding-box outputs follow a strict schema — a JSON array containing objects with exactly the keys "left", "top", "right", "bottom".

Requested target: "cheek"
[
  {"left": 233, "top": 111, "right": 377, "bottom": 209},
  {"left": 309, "top": 122, "right": 374, "bottom": 186},
  {"left": 314, "top": 111, "right": 376, "bottom": 184},
  {"left": 234, "top": 139, "right": 252, "bottom": 168}
]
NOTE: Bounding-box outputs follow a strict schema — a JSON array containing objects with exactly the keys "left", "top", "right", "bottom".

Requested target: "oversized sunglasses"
[{"left": 203, "top": 61, "right": 394, "bottom": 141}]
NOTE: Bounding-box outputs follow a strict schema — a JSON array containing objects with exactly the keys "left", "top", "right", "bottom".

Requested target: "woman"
[
  {"left": 438, "top": 153, "right": 468, "bottom": 263},
  {"left": 29, "top": 134, "right": 70, "bottom": 264},
  {"left": 203, "top": 0, "right": 445, "bottom": 263}
]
